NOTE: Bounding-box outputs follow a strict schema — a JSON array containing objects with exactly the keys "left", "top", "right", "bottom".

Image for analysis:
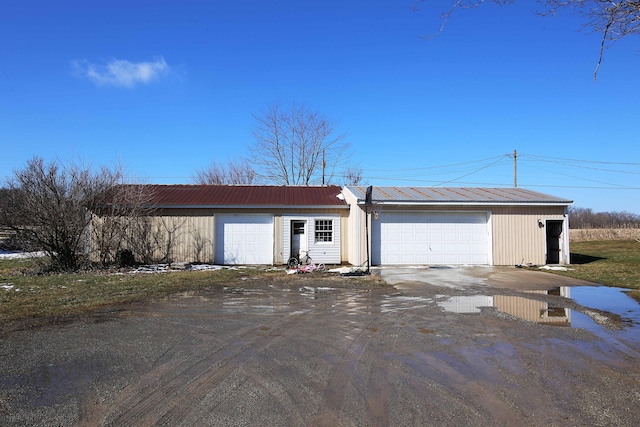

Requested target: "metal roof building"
[
  {"left": 92, "top": 184, "right": 573, "bottom": 267},
  {"left": 131, "top": 184, "right": 347, "bottom": 208},
  {"left": 345, "top": 186, "right": 572, "bottom": 205},
  {"left": 342, "top": 186, "right": 572, "bottom": 267},
  {"left": 94, "top": 185, "right": 348, "bottom": 266}
]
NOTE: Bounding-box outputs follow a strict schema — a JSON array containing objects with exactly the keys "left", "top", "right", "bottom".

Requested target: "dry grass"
[
  {"left": 0, "top": 262, "right": 382, "bottom": 325},
  {"left": 0, "top": 267, "right": 238, "bottom": 324},
  {"left": 570, "top": 228, "right": 640, "bottom": 242}
]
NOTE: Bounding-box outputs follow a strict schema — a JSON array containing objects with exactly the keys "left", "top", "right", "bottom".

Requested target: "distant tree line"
[{"left": 569, "top": 207, "right": 640, "bottom": 229}]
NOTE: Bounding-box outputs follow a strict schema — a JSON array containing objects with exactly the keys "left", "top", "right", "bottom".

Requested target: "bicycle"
[{"left": 287, "top": 251, "right": 325, "bottom": 272}]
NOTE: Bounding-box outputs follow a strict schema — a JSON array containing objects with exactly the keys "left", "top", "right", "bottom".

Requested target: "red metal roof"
[{"left": 135, "top": 185, "right": 347, "bottom": 207}]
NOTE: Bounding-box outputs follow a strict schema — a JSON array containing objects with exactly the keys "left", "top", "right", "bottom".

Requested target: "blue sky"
[{"left": 2, "top": 1, "right": 639, "bottom": 213}]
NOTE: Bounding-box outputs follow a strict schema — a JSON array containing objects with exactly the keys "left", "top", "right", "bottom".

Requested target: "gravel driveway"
[{"left": 1, "top": 267, "right": 638, "bottom": 426}]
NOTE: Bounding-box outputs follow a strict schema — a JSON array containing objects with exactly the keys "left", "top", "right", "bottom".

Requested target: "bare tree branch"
[
  {"left": 0, "top": 157, "right": 129, "bottom": 270},
  {"left": 250, "top": 101, "right": 350, "bottom": 186},
  {"left": 193, "top": 158, "right": 257, "bottom": 185},
  {"left": 343, "top": 166, "right": 365, "bottom": 186},
  {"left": 413, "top": 0, "right": 640, "bottom": 79}
]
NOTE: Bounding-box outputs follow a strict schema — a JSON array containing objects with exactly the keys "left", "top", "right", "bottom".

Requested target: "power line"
[
  {"left": 356, "top": 155, "right": 505, "bottom": 172},
  {"left": 524, "top": 163, "right": 632, "bottom": 188},
  {"left": 519, "top": 157, "right": 640, "bottom": 175},
  {"left": 520, "top": 153, "right": 640, "bottom": 167},
  {"left": 432, "top": 157, "right": 508, "bottom": 187},
  {"left": 520, "top": 184, "right": 640, "bottom": 190}
]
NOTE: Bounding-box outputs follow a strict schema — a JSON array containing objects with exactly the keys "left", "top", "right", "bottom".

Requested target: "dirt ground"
[{"left": 1, "top": 267, "right": 638, "bottom": 426}]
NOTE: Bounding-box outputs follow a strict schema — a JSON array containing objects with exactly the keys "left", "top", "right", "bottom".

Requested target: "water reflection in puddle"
[
  {"left": 159, "top": 284, "right": 638, "bottom": 342},
  {"left": 437, "top": 286, "right": 639, "bottom": 342},
  {"left": 571, "top": 286, "right": 640, "bottom": 326},
  {"left": 382, "top": 295, "right": 433, "bottom": 313}
]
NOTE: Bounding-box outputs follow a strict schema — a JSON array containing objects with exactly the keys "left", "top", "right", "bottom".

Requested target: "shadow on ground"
[{"left": 570, "top": 252, "right": 606, "bottom": 265}]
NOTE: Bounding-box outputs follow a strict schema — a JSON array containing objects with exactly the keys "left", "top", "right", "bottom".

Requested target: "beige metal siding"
[
  {"left": 101, "top": 207, "right": 347, "bottom": 264},
  {"left": 273, "top": 215, "right": 283, "bottom": 264},
  {"left": 493, "top": 291, "right": 570, "bottom": 325},
  {"left": 491, "top": 206, "right": 567, "bottom": 265},
  {"left": 150, "top": 214, "right": 216, "bottom": 263},
  {"left": 342, "top": 189, "right": 366, "bottom": 265},
  {"left": 89, "top": 213, "right": 214, "bottom": 264},
  {"left": 340, "top": 215, "right": 349, "bottom": 263}
]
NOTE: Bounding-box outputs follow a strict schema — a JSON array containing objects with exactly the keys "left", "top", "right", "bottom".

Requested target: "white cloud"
[{"left": 72, "top": 57, "right": 170, "bottom": 88}]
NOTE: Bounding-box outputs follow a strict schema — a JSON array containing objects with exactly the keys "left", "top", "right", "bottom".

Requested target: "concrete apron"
[{"left": 374, "top": 265, "right": 596, "bottom": 291}]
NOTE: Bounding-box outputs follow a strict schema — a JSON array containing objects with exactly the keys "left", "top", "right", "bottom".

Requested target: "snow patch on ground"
[
  {"left": 0, "top": 251, "right": 46, "bottom": 259},
  {"left": 126, "top": 264, "right": 273, "bottom": 274},
  {"left": 540, "top": 265, "right": 574, "bottom": 271}
]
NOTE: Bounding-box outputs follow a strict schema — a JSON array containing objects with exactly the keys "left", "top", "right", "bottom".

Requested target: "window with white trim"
[{"left": 314, "top": 219, "right": 333, "bottom": 243}]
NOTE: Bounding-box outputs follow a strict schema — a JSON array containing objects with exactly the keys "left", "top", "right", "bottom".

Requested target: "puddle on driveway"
[
  {"left": 437, "top": 286, "right": 640, "bottom": 342},
  {"left": 570, "top": 286, "right": 640, "bottom": 326}
]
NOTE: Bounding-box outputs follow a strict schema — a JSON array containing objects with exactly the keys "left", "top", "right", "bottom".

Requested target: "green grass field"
[{"left": 552, "top": 240, "right": 640, "bottom": 301}]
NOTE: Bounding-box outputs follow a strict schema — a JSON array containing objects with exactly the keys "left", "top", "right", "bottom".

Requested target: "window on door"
[
  {"left": 314, "top": 220, "right": 333, "bottom": 243},
  {"left": 292, "top": 221, "right": 305, "bottom": 235}
]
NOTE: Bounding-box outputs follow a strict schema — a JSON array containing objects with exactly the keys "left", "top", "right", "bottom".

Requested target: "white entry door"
[
  {"left": 290, "top": 220, "right": 307, "bottom": 259},
  {"left": 215, "top": 214, "right": 273, "bottom": 265},
  {"left": 372, "top": 211, "right": 488, "bottom": 265}
]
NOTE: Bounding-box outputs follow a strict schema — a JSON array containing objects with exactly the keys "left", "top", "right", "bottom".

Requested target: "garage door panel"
[
  {"left": 215, "top": 215, "right": 273, "bottom": 265},
  {"left": 430, "top": 255, "right": 444, "bottom": 263},
  {"left": 444, "top": 243, "right": 457, "bottom": 252},
  {"left": 401, "top": 233, "right": 415, "bottom": 242},
  {"left": 372, "top": 211, "right": 488, "bottom": 265}
]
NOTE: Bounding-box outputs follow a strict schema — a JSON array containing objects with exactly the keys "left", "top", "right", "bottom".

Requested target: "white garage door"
[
  {"left": 372, "top": 211, "right": 488, "bottom": 265},
  {"left": 215, "top": 214, "right": 273, "bottom": 265}
]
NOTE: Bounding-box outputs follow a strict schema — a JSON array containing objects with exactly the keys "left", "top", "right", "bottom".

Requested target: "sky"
[{"left": 2, "top": 0, "right": 639, "bottom": 213}]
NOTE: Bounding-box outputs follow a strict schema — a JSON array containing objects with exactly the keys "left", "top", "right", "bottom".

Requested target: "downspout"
[
  {"left": 563, "top": 208, "right": 571, "bottom": 264},
  {"left": 354, "top": 201, "right": 361, "bottom": 264}
]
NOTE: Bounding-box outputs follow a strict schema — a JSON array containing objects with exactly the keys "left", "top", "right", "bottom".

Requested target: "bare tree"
[
  {"left": 0, "top": 157, "right": 125, "bottom": 270},
  {"left": 190, "top": 228, "right": 213, "bottom": 263},
  {"left": 90, "top": 183, "right": 156, "bottom": 266},
  {"left": 343, "top": 166, "right": 365, "bottom": 186},
  {"left": 193, "top": 158, "right": 257, "bottom": 185},
  {"left": 153, "top": 217, "right": 186, "bottom": 264},
  {"left": 412, "top": 0, "right": 640, "bottom": 80},
  {"left": 250, "top": 101, "right": 349, "bottom": 185}
]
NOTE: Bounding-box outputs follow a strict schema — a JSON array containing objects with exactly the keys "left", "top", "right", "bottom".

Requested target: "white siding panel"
[{"left": 282, "top": 215, "right": 341, "bottom": 265}]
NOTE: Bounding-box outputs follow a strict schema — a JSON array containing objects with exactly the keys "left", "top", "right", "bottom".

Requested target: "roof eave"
[
  {"left": 149, "top": 204, "right": 349, "bottom": 210},
  {"left": 355, "top": 201, "right": 573, "bottom": 207}
]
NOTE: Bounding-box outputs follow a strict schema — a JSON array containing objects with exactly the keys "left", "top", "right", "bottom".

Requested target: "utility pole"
[
  {"left": 322, "top": 149, "right": 326, "bottom": 186},
  {"left": 513, "top": 149, "right": 517, "bottom": 188}
]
